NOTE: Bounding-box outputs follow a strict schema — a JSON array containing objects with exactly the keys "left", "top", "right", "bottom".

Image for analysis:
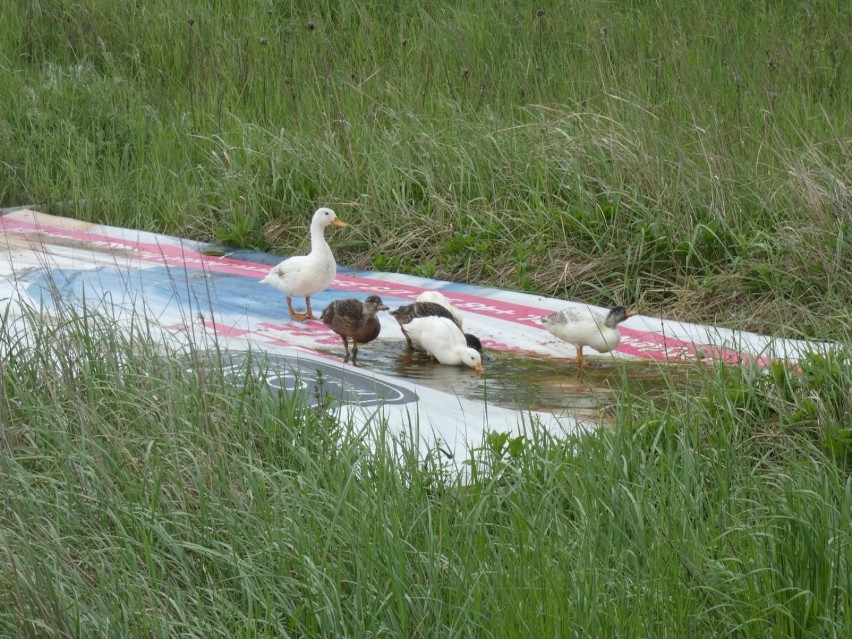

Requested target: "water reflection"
[{"left": 319, "top": 340, "right": 697, "bottom": 420}]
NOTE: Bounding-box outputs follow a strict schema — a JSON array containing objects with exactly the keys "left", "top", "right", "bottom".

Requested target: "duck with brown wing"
[{"left": 320, "top": 295, "right": 389, "bottom": 361}]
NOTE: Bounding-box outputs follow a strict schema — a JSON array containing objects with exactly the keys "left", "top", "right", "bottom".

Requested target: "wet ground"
[{"left": 319, "top": 340, "right": 699, "bottom": 421}]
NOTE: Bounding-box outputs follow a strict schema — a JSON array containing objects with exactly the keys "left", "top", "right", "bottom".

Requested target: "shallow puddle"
[{"left": 319, "top": 340, "right": 699, "bottom": 421}]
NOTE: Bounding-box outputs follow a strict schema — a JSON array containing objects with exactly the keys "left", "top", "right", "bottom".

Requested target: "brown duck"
[
  {"left": 390, "top": 301, "right": 483, "bottom": 353},
  {"left": 320, "top": 295, "right": 389, "bottom": 358}
]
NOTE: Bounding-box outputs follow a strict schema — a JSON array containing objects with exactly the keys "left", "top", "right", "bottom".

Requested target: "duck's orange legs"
[
  {"left": 286, "top": 296, "right": 308, "bottom": 321},
  {"left": 304, "top": 296, "right": 318, "bottom": 320}
]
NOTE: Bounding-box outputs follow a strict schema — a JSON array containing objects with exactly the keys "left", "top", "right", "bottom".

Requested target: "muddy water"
[{"left": 320, "top": 340, "right": 698, "bottom": 421}]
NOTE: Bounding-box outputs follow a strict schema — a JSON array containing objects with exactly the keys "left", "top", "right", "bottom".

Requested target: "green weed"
[{"left": 1, "top": 2, "right": 851, "bottom": 633}]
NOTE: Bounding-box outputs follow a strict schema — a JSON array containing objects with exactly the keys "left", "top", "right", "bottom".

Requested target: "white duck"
[
  {"left": 541, "top": 305, "right": 636, "bottom": 367},
  {"left": 259, "top": 207, "right": 346, "bottom": 321},
  {"left": 389, "top": 301, "right": 482, "bottom": 353},
  {"left": 415, "top": 291, "right": 464, "bottom": 329},
  {"left": 402, "top": 316, "right": 483, "bottom": 372}
]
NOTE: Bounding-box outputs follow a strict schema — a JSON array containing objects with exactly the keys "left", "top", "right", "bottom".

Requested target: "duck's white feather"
[
  {"left": 259, "top": 207, "right": 341, "bottom": 297},
  {"left": 542, "top": 307, "right": 621, "bottom": 354},
  {"left": 415, "top": 291, "right": 464, "bottom": 329},
  {"left": 402, "top": 316, "right": 482, "bottom": 371}
]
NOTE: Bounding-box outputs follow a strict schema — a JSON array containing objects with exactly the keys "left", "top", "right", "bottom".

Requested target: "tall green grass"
[
  {"left": 2, "top": 3, "right": 851, "bottom": 635},
  {"left": 1, "top": 0, "right": 849, "bottom": 337},
  {"left": 1, "top": 303, "right": 850, "bottom": 636}
]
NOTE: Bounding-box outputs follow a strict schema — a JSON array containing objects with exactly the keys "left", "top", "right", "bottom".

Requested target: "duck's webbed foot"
[{"left": 287, "top": 297, "right": 309, "bottom": 321}]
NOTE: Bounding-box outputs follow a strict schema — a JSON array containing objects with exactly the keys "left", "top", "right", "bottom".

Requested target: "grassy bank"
[
  {"left": 2, "top": 2, "right": 851, "bottom": 635},
  {"left": 1, "top": 307, "right": 850, "bottom": 637},
  {"left": 1, "top": 0, "right": 849, "bottom": 337}
]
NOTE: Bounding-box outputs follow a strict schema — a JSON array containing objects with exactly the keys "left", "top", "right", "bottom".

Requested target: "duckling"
[
  {"left": 259, "top": 207, "right": 346, "bottom": 321},
  {"left": 390, "top": 301, "right": 483, "bottom": 353},
  {"left": 320, "top": 295, "right": 389, "bottom": 358},
  {"left": 401, "top": 316, "right": 483, "bottom": 372},
  {"left": 541, "top": 305, "right": 636, "bottom": 367},
  {"left": 415, "top": 291, "right": 464, "bottom": 329}
]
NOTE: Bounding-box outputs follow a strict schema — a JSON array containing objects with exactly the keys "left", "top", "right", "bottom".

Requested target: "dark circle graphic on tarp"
[{"left": 209, "top": 351, "right": 418, "bottom": 407}]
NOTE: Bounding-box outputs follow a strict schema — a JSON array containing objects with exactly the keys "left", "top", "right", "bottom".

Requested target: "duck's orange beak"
[
  {"left": 473, "top": 364, "right": 484, "bottom": 373},
  {"left": 626, "top": 309, "right": 638, "bottom": 318},
  {"left": 332, "top": 218, "right": 347, "bottom": 228}
]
